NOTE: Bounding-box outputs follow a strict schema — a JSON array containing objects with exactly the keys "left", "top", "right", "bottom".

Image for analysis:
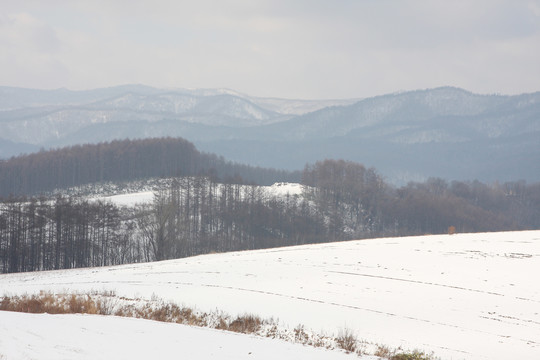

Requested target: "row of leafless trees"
[
  {"left": 135, "top": 177, "right": 327, "bottom": 261},
  {"left": 0, "top": 197, "right": 131, "bottom": 273},
  {"left": 0, "top": 177, "right": 327, "bottom": 273},
  {"left": 2, "top": 160, "right": 539, "bottom": 274},
  {"left": 303, "top": 159, "right": 540, "bottom": 237}
]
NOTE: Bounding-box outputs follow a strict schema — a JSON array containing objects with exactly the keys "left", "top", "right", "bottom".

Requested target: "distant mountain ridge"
[
  {"left": 247, "top": 87, "right": 537, "bottom": 140},
  {"left": 0, "top": 85, "right": 538, "bottom": 183},
  {"left": 194, "top": 87, "right": 540, "bottom": 183}
]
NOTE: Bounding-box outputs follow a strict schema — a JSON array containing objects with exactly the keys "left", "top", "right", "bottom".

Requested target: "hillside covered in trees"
[
  {"left": 0, "top": 137, "right": 300, "bottom": 197},
  {"left": 1, "top": 139, "right": 539, "bottom": 274}
]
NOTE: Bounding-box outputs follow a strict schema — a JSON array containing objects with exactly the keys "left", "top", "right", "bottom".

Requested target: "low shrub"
[
  {"left": 336, "top": 327, "right": 357, "bottom": 353},
  {"left": 391, "top": 350, "right": 437, "bottom": 360},
  {"left": 375, "top": 344, "right": 395, "bottom": 358},
  {"left": 228, "top": 314, "right": 262, "bottom": 334}
]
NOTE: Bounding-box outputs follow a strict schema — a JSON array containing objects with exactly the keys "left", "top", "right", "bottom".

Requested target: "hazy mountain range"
[{"left": 1, "top": 85, "right": 538, "bottom": 184}]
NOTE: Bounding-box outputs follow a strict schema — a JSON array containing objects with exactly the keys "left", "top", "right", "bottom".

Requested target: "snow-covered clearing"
[
  {"left": 1, "top": 230, "right": 539, "bottom": 360},
  {"left": 96, "top": 182, "right": 304, "bottom": 207},
  {"left": 99, "top": 190, "right": 154, "bottom": 206}
]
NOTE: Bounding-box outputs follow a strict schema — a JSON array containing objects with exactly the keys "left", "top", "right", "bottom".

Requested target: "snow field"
[
  {"left": 0, "top": 311, "right": 361, "bottom": 360},
  {"left": 1, "top": 230, "right": 539, "bottom": 360}
]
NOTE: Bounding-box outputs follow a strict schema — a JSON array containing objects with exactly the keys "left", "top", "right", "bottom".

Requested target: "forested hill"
[{"left": 0, "top": 137, "right": 300, "bottom": 197}]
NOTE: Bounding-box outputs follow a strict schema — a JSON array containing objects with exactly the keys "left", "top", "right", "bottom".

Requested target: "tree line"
[
  {"left": 1, "top": 158, "right": 539, "bottom": 274},
  {"left": 0, "top": 196, "right": 128, "bottom": 273},
  {"left": 0, "top": 176, "right": 327, "bottom": 273},
  {"left": 303, "top": 159, "right": 539, "bottom": 237},
  {"left": 0, "top": 137, "right": 301, "bottom": 197}
]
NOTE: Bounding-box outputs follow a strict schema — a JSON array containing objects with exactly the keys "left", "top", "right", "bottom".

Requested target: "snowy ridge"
[
  {"left": 248, "top": 96, "right": 361, "bottom": 115},
  {"left": 1, "top": 230, "right": 539, "bottom": 360}
]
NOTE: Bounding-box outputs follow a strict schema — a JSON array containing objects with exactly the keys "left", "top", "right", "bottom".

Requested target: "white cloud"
[
  {"left": 0, "top": 12, "right": 69, "bottom": 88},
  {"left": 1, "top": 0, "right": 539, "bottom": 98}
]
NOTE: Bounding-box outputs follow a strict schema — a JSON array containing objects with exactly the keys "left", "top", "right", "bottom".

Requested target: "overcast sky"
[{"left": 1, "top": 0, "right": 539, "bottom": 99}]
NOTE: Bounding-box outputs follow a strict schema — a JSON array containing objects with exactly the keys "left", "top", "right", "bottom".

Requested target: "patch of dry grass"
[
  {"left": 375, "top": 344, "right": 396, "bottom": 358},
  {"left": 0, "top": 292, "right": 113, "bottom": 315}
]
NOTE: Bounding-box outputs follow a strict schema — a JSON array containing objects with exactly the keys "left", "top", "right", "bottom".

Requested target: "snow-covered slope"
[
  {"left": 94, "top": 182, "right": 304, "bottom": 207},
  {"left": 0, "top": 311, "right": 357, "bottom": 360},
  {"left": 1, "top": 230, "right": 539, "bottom": 360}
]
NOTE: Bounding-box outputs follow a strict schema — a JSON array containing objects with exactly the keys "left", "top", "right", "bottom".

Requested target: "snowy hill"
[
  {"left": 0, "top": 87, "right": 287, "bottom": 147},
  {"left": 1, "top": 230, "right": 539, "bottom": 360},
  {"left": 197, "top": 87, "right": 540, "bottom": 183},
  {"left": 257, "top": 87, "right": 540, "bottom": 142},
  {"left": 1, "top": 312, "right": 357, "bottom": 360}
]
